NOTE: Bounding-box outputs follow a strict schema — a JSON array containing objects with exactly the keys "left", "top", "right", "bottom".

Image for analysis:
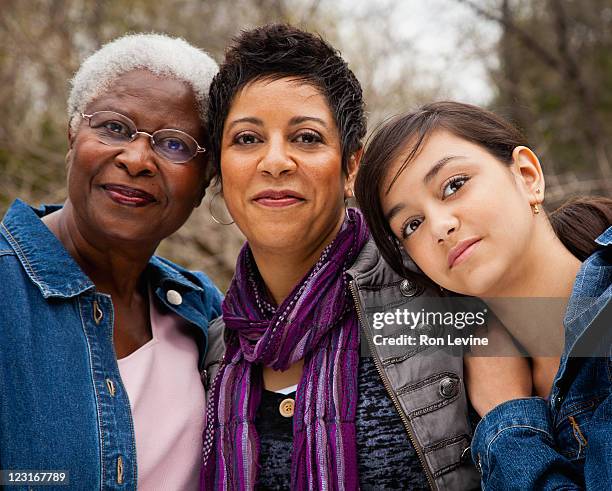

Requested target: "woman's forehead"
[
  {"left": 89, "top": 70, "right": 192, "bottom": 105},
  {"left": 383, "top": 131, "right": 485, "bottom": 188},
  {"left": 229, "top": 77, "right": 331, "bottom": 116},
  {"left": 85, "top": 70, "right": 201, "bottom": 133}
]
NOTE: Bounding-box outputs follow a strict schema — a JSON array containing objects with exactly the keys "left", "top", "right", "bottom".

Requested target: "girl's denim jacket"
[
  {"left": 472, "top": 226, "right": 612, "bottom": 490},
  {"left": 0, "top": 199, "right": 222, "bottom": 490}
]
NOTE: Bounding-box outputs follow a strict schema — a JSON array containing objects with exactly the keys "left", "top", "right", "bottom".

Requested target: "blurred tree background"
[{"left": 1, "top": 0, "right": 610, "bottom": 289}]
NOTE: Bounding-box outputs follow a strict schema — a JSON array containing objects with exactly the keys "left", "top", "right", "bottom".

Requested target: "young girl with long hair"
[{"left": 355, "top": 101, "right": 611, "bottom": 489}]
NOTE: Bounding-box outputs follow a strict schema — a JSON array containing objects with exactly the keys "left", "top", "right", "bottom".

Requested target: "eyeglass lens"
[{"left": 86, "top": 111, "right": 200, "bottom": 163}]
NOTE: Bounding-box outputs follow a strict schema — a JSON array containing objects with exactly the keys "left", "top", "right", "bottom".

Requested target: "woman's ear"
[
  {"left": 67, "top": 118, "right": 77, "bottom": 148},
  {"left": 511, "top": 146, "right": 545, "bottom": 206},
  {"left": 65, "top": 148, "right": 73, "bottom": 171},
  {"left": 65, "top": 123, "right": 76, "bottom": 172},
  {"left": 345, "top": 148, "right": 363, "bottom": 199}
]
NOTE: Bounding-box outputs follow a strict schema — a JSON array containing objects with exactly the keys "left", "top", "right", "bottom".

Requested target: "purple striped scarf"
[{"left": 201, "top": 208, "right": 368, "bottom": 490}]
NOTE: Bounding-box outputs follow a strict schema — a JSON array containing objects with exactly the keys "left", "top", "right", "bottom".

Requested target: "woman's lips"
[
  {"left": 252, "top": 189, "right": 305, "bottom": 208},
  {"left": 102, "top": 184, "right": 157, "bottom": 207},
  {"left": 448, "top": 238, "right": 482, "bottom": 269}
]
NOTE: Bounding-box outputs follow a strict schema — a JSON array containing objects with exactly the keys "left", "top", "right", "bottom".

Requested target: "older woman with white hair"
[{"left": 0, "top": 34, "right": 220, "bottom": 490}]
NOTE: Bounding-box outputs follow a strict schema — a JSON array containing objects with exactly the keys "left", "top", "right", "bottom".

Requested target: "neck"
[
  {"left": 487, "top": 223, "right": 581, "bottom": 298},
  {"left": 485, "top": 223, "right": 582, "bottom": 357},
  {"left": 250, "top": 214, "right": 345, "bottom": 306},
  {"left": 43, "top": 201, "right": 156, "bottom": 301}
]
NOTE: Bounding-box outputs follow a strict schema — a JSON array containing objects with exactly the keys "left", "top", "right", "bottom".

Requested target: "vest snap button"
[
  {"left": 439, "top": 376, "right": 459, "bottom": 398},
  {"left": 399, "top": 279, "right": 418, "bottom": 297}
]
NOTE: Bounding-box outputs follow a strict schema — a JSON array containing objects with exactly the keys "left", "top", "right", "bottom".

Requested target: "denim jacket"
[
  {"left": 204, "top": 238, "right": 480, "bottom": 490},
  {"left": 471, "top": 226, "right": 612, "bottom": 490},
  {"left": 0, "top": 199, "right": 222, "bottom": 490}
]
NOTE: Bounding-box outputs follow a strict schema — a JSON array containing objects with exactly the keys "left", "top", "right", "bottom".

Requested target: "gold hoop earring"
[
  {"left": 532, "top": 203, "right": 540, "bottom": 215},
  {"left": 209, "top": 191, "right": 234, "bottom": 225}
]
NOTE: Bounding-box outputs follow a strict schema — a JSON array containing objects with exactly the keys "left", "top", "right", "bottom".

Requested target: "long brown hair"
[
  {"left": 550, "top": 197, "right": 612, "bottom": 261},
  {"left": 355, "top": 101, "right": 611, "bottom": 280}
]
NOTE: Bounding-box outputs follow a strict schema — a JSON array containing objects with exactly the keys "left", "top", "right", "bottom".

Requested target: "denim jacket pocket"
[{"left": 554, "top": 396, "right": 602, "bottom": 460}]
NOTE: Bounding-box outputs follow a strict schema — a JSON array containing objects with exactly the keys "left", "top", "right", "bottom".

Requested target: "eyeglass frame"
[{"left": 80, "top": 111, "right": 206, "bottom": 164}]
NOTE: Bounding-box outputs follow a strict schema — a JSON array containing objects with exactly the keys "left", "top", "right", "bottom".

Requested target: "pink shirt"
[{"left": 118, "top": 293, "right": 205, "bottom": 491}]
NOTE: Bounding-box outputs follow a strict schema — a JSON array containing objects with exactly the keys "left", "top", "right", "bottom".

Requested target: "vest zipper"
[{"left": 349, "top": 280, "right": 436, "bottom": 490}]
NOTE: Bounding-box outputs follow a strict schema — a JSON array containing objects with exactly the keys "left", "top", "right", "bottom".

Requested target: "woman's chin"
[
  {"left": 84, "top": 214, "right": 164, "bottom": 248},
  {"left": 454, "top": 277, "right": 499, "bottom": 298},
  {"left": 236, "top": 207, "right": 345, "bottom": 257},
  {"left": 249, "top": 234, "right": 305, "bottom": 254},
  {"left": 440, "top": 268, "right": 501, "bottom": 298}
]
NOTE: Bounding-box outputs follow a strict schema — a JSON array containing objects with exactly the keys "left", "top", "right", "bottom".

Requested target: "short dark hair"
[
  {"left": 354, "top": 101, "right": 612, "bottom": 278},
  {"left": 207, "top": 23, "right": 366, "bottom": 180}
]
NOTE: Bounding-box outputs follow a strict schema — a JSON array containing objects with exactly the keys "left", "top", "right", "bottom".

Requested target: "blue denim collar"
[
  {"left": 560, "top": 225, "right": 611, "bottom": 363},
  {"left": 595, "top": 225, "right": 612, "bottom": 247},
  {"left": 1, "top": 199, "right": 203, "bottom": 299}
]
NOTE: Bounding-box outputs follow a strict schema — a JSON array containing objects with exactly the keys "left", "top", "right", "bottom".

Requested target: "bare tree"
[{"left": 456, "top": 0, "right": 612, "bottom": 193}]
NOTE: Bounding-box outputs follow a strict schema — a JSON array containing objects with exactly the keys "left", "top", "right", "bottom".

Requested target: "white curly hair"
[{"left": 67, "top": 33, "right": 218, "bottom": 133}]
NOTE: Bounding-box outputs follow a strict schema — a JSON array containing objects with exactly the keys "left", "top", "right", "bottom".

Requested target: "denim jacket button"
[
  {"left": 399, "top": 279, "right": 418, "bottom": 297},
  {"left": 439, "top": 377, "right": 459, "bottom": 398},
  {"left": 106, "top": 378, "right": 116, "bottom": 397},
  {"left": 93, "top": 300, "right": 103, "bottom": 325},
  {"left": 166, "top": 289, "right": 182, "bottom": 306}
]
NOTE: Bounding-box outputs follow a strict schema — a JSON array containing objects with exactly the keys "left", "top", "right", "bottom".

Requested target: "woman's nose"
[
  {"left": 114, "top": 134, "right": 158, "bottom": 177},
  {"left": 430, "top": 211, "right": 460, "bottom": 244},
  {"left": 257, "top": 138, "right": 297, "bottom": 177}
]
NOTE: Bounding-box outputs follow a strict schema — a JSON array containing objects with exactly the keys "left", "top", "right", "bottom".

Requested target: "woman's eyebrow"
[
  {"left": 423, "top": 155, "right": 465, "bottom": 184},
  {"left": 385, "top": 155, "right": 467, "bottom": 222},
  {"left": 289, "top": 115, "right": 327, "bottom": 127},
  {"left": 226, "top": 117, "right": 263, "bottom": 130},
  {"left": 385, "top": 202, "right": 405, "bottom": 222}
]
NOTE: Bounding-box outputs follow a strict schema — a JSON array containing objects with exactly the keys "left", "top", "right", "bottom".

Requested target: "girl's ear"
[
  {"left": 345, "top": 148, "right": 363, "bottom": 199},
  {"left": 511, "top": 146, "right": 545, "bottom": 206}
]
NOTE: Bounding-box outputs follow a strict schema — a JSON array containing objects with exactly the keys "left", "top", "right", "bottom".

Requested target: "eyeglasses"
[{"left": 81, "top": 111, "right": 206, "bottom": 164}]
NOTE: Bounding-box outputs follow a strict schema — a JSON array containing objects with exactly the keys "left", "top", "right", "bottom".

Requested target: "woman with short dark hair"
[{"left": 201, "top": 25, "right": 480, "bottom": 490}]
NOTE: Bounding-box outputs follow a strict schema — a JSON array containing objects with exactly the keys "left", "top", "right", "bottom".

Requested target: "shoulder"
[
  {"left": 0, "top": 202, "right": 21, "bottom": 256},
  {"left": 0, "top": 216, "right": 27, "bottom": 285},
  {"left": 588, "top": 227, "right": 612, "bottom": 269},
  {"left": 563, "top": 227, "right": 611, "bottom": 355},
  {"left": 0, "top": 234, "right": 16, "bottom": 259},
  {"left": 573, "top": 227, "right": 612, "bottom": 298}
]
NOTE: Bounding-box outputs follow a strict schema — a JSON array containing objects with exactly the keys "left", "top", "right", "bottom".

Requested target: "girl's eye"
[
  {"left": 235, "top": 133, "right": 261, "bottom": 145},
  {"left": 442, "top": 176, "right": 469, "bottom": 199},
  {"left": 294, "top": 131, "right": 322, "bottom": 144},
  {"left": 401, "top": 217, "right": 423, "bottom": 239}
]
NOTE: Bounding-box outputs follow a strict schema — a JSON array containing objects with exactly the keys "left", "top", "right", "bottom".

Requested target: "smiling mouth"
[
  {"left": 448, "top": 238, "right": 482, "bottom": 269},
  {"left": 252, "top": 190, "right": 305, "bottom": 208},
  {"left": 102, "top": 184, "right": 157, "bottom": 207}
]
